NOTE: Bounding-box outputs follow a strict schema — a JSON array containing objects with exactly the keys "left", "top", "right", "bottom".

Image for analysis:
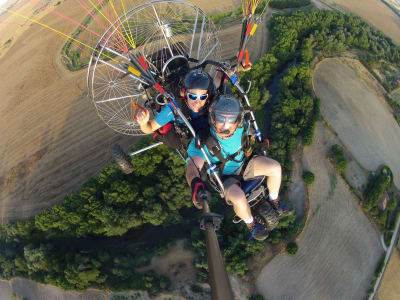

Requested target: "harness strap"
[{"left": 201, "top": 122, "right": 252, "bottom": 176}]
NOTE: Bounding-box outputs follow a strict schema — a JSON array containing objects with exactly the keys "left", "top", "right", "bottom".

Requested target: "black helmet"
[
  {"left": 184, "top": 69, "right": 212, "bottom": 91},
  {"left": 209, "top": 96, "right": 244, "bottom": 130}
]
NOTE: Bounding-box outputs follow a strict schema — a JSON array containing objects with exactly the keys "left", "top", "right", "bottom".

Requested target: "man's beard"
[{"left": 216, "top": 128, "right": 234, "bottom": 139}]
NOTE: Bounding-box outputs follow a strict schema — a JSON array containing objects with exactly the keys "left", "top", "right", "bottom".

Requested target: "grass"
[{"left": 327, "top": 172, "right": 337, "bottom": 201}]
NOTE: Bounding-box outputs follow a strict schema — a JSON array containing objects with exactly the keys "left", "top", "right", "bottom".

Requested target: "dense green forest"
[
  {"left": 2, "top": 8, "right": 400, "bottom": 295},
  {"left": 270, "top": 0, "right": 311, "bottom": 9}
]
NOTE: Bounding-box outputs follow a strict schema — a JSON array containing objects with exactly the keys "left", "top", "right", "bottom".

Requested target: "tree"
[
  {"left": 287, "top": 242, "right": 298, "bottom": 255},
  {"left": 303, "top": 171, "right": 315, "bottom": 185},
  {"left": 329, "top": 145, "right": 348, "bottom": 173}
]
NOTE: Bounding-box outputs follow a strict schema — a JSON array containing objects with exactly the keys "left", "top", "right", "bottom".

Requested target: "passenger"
[
  {"left": 136, "top": 69, "right": 215, "bottom": 149},
  {"left": 185, "top": 96, "right": 292, "bottom": 241}
]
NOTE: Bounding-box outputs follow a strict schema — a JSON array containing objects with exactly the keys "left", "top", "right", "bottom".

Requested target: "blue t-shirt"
[
  {"left": 186, "top": 126, "right": 248, "bottom": 175},
  {"left": 154, "top": 105, "right": 208, "bottom": 130},
  {"left": 154, "top": 105, "right": 175, "bottom": 126}
]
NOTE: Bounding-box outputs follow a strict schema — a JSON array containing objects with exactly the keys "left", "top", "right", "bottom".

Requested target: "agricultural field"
[
  {"left": 313, "top": 58, "right": 400, "bottom": 188},
  {"left": 0, "top": 0, "right": 249, "bottom": 224},
  {"left": 0, "top": 0, "right": 138, "bottom": 223},
  {"left": 378, "top": 249, "right": 400, "bottom": 300},
  {"left": 256, "top": 123, "right": 383, "bottom": 299},
  {"left": 323, "top": 0, "right": 400, "bottom": 44}
]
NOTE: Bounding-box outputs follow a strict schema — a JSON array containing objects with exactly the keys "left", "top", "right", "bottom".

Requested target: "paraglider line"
[
  {"left": 0, "top": 6, "right": 117, "bottom": 63},
  {"left": 86, "top": 0, "right": 135, "bottom": 50},
  {"left": 108, "top": 0, "right": 136, "bottom": 49}
]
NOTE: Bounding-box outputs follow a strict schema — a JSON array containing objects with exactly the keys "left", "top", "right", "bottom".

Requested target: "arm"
[
  {"left": 214, "top": 71, "right": 224, "bottom": 90},
  {"left": 186, "top": 155, "right": 208, "bottom": 209},
  {"left": 186, "top": 155, "right": 205, "bottom": 186},
  {"left": 140, "top": 119, "right": 161, "bottom": 134},
  {"left": 136, "top": 109, "right": 162, "bottom": 133},
  {"left": 136, "top": 105, "right": 176, "bottom": 134},
  {"left": 214, "top": 62, "right": 252, "bottom": 90}
]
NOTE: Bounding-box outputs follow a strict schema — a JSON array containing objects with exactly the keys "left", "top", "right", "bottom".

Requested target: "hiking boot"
[
  {"left": 247, "top": 221, "right": 269, "bottom": 241},
  {"left": 268, "top": 196, "right": 294, "bottom": 217}
]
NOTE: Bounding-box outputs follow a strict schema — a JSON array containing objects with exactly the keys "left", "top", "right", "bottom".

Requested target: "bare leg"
[
  {"left": 252, "top": 156, "right": 282, "bottom": 196},
  {"left": 226, "top": 184, "right": 252, "bottom": 221}
]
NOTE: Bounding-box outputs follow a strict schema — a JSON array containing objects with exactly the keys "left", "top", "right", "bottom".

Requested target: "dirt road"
[{"left": 256, "top": 123, "right": 383, "bottom": 299}]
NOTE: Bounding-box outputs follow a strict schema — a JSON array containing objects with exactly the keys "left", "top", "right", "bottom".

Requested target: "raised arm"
[{"left": 136, "top": 109, "right": 162, "bottom": 134}]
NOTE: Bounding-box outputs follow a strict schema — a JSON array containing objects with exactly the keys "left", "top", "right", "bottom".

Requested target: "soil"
[
  {"left": 136, "top": 240, "right": 196, "bottom": 284},
  {"left": 313, "top": 58, "right": 400, "bottom": 189},
  {"left": 378, "top": 249, "right": 400, "bottom": 300},
  {"left": 256, "top": 123, "right": 384, "bottom": 299}
]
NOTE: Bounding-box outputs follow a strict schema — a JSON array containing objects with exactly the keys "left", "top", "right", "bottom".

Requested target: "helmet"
[
  {"left": 184, "top": 69, "right": 213, "bottom": 91},
  {"left": 209, "top": 96, "right": 244, "bottom": 131}
]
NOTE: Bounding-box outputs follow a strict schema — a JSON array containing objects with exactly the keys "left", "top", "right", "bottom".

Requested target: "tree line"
[{"left": 270, "top": 0, "right": 311, "bottom": 9}]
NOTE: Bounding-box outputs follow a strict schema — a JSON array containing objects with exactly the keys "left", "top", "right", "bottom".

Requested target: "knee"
[
  {"left": 256, "top": 156, "right": 282, "bottom": 176},
  {"left": 226, "top": 184, "right": 246, "bottom": 205},
  {"left": 272, "top": 160, "right": 282, "bottom": 176}
]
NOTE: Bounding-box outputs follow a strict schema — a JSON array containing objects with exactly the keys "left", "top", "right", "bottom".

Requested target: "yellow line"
[
  {"left": 120, "top": 0, "right": 135, "bottom": 48},
  {"left": 259, "top": 0, "right": 272, "bottom": 17},
  {"left": 0, "top": 7, "right": 117, "bottom": 63},
  {"left": 86, "top": 0, "right": 134, "bottom": 49},
  {"left": 108, "top": 0, "right": 135, "bottom": 49}
]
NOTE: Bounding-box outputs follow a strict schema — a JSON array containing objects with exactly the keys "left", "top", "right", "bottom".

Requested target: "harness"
[
  {"left": 197, "top": 121, "right": 253, "bottom": 178},
  {"left": 153, "top": 96, "right": 209, "bottom": 149}
]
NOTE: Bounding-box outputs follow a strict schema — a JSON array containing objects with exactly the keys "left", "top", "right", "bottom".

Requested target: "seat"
[{"left": 241, "top": 176, "right": 265, "bottom": 194}]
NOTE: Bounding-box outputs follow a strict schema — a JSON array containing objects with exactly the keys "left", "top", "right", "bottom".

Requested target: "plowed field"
[
  {"left": 313, "top": 58, "right": 400, "bottom": 188},
  {"left": 256, "top": 123, "right": 383, "bottom": 299}
]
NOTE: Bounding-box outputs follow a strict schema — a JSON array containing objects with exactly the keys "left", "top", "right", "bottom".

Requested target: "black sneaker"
[
  {"left": 268, "top": 196, "right": 294, "bottom": 217},
  {"left": 247, "top": 221, "right": 269, "bottom": 241}
]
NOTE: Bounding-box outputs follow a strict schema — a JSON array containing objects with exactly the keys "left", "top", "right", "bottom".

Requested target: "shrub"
[
  {"left": 302, "top": 171, "right": 315, "bottom": 185},
  {"left": 329, "top": 144, "right": 348, "bottom": 173},
  {"left": 286, "top": 242, "right": 298, "bottom": 255},
  {"left": 363, "top": 172, "right": 391, "bottom": 211},
  {"left": 250, "top": 295, "right": 264, "bottom": 300}
]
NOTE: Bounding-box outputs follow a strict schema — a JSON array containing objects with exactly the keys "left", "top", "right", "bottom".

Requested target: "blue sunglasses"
[
  {"left": 186, "top": 92, "right": 208, "bottom": 101},
  {"left": 215, "top": 114, "right": 238, "bottom": 124}
]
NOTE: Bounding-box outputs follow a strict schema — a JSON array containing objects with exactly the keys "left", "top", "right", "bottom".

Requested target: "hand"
[
  {"left": 190, "top": 177, "right": 209, "bottom": 209},
  {"left": 237, "top": 61, "right": 252, "bottom": 72},
  {"left": 136, "top": 109, "right": 150, "bottom": 126},
  {"left": 257, "top": 138, "right": 269, "bottom": 155}
]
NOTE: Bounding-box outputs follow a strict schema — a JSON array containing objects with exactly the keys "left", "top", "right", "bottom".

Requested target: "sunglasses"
[
  {"left": 186, "top": 92, "right": 208, "bottom": 101},
  {"left": 215, "top": 114, "right": 238, "bottom": 124}
]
